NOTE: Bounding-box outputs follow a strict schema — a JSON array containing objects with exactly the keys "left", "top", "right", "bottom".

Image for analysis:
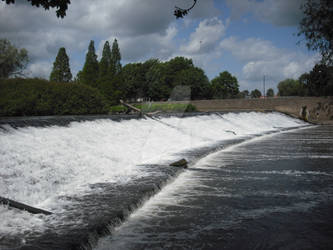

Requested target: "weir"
[{"left": 0, "top": 112, "right": 308, "bottom": 249}]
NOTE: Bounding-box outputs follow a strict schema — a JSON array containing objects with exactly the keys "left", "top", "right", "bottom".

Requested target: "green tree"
[
  {"left": 146, "top": 62, "right": 169, "bottom": 101},
  {"left": 174, "top": 66, "right": 212, "bottom": 100},
  {"left": 298, "top": 73, "right": 310, "bottom": 96},
  {"left": 80, "top": 40, "right": 99, "bottom": 87},
  {"left": 0, "top": 39, "right": 28, "bottom": 78},
  {"left": 98, "top": 41, "right": 112, "bottom": 80},
  {"left": 298, "top": 0, "right": 333, "bottom": 65},
  {"left": 211, "top": 71, "right": 239, "bottom": 99},
  {"left": 266, "top": 88, "right": 274, "bottom": 97},
  {"left": 237, "top": 90, "right": 249, "bottom": 98},
  {"left": 307, "top": 64, "right": 333, "bottom": 96},
  {"left": 2, "top": 0, "right": 70, "bottom": 18},
  {"left": 277, "top": 79, "right": 302, "bottom": 96},
  {"left": 250, "top": 89, "right": 262, "bottom": 98},
  {"left": 49, "top": 47, "right": 72, "bottom": 82},
  {"left": 110, "top": 39, "right": 122, "bottom": 75}
]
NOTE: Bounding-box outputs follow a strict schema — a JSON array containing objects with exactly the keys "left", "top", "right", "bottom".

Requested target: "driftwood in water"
[
  {"left": 170, "top": 158, "right": 188, "bottom": 168},
  {"left": 120, "top": 100, "right": 142, "bottom": 114},
  {"left": 120, "top": 100, "right": 159, "bottom": 118},
  {"left": 0, "top": 196, "right": 52, "bottom": 215}
]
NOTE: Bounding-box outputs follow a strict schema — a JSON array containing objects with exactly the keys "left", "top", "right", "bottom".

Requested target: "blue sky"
[{"left": 0, "top": 0, "right": 319, "bottom": 93}]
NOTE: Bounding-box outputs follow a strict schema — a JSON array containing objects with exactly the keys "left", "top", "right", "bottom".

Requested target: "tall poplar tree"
[
  {"left": 110, "top": 39, "right": 122, "bottom": 75},
  {"left": 81, "top": 40, "right": 99, "bottom": 87},
  {"left": 49, "top": 47, "right": 72, "bottom": 82},
  {"left": 99, "top": 41, "right": 112, "bottom": 80}
]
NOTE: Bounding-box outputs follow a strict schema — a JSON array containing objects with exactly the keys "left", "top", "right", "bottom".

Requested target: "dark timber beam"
[{"left": 0, "top": 196, "right": 52, "bottom": 215}]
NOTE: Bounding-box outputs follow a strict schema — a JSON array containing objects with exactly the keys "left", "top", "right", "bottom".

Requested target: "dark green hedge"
[{"left": 0, "top": 78, "right": 110, "bottom": 116}]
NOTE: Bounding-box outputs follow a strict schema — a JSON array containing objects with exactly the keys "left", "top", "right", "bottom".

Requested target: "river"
[{"left": 1, "top": 112, "right": 331, "bottom": 249}]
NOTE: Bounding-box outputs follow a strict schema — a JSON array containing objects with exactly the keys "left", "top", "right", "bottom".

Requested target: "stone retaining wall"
[
  {"left": 190, "top": 97, "right": 333, "bottom": 124},
  {"left": 151, "top": 97, "right": 333, "bottom": 124}
]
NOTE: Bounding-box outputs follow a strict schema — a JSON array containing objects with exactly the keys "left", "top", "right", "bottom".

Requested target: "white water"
[{"left": 0, "top": 112, "right": 305, "bottom": 237}]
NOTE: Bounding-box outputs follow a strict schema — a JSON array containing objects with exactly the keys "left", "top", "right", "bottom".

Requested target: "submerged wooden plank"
[{"left": 0, "top": 196, "right": 52, "bottom": 215}]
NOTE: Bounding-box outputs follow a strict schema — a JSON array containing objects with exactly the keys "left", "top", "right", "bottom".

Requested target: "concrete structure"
[{"left": 190, "top": 97, "right": 333, "bottom": 124}]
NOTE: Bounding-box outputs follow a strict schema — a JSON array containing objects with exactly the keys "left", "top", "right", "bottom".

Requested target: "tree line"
[
  {"left": 277, "top": 64, "right": 333, "bottom": 97},
  {"left": 46, "top": 38, "right": 247, "bottom": 103}
]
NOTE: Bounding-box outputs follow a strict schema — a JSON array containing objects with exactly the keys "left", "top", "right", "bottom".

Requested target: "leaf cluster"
[
  {"left": 298, "top": 0, "right": 333, "bottom": 65},
  {"left": 0, "top": 39, "right": 28, "bottom": 78},
  {"left": 2, "top": 0, "right": 70, "bottom": 18}
]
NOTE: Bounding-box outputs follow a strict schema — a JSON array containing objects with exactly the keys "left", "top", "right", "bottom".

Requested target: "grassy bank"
[{"left": 110, "top": 102, "right": 197, "bottom": 114}]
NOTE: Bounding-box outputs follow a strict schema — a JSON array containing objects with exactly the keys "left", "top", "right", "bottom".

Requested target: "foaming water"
[
  {"left": 96, "top": 125, "right": 333, "bottom": 250},
  {"left": 0, "top": 112, "right": 305, "bottom": 247}
]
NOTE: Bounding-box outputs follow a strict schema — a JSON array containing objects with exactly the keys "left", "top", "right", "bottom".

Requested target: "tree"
[
  {"left": 0, "top": 39, "right": 28, "bottom": 78},
  {"left": 277, "top": 79, "right": 302, "bottom": 96},
  {"left": 298, "top": 0, "right": 333, "bottom": 65},
  {"left": 237, "top": 90, "right": 249, "bottom": 99},
  {"left": 2, "top": 0, "right": 70, "bottom": 18},
  {"left": 298, "top": 73, "right": 310, "bottom": 96},
  {"left": 110, "top": 39, "right": 122, "bottom": 76},
  {"left": 173, "top": 66, "right": 212, "bottom": 100},
  {"left": 250, "top": 89, "right": 262, "bottom": 98},
  {"left": 49, "top": 47, "right": 72, "bottom": 82},
  {"left": 211, "top": 71, "right": 239, "bottom": 99},
  {"left": 98, "top": 41, "right": 112, "bottom": 80},
  {"left": 266, "top": 88, "right": 274, "bottom": 97},
  {"left": 307, "top": 63, "right": 333, "bottom": 96},
  {"left": 80, "top": 40, "right": 99, "bottom": 87}
]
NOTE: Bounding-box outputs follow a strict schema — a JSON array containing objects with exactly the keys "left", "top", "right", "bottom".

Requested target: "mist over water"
[{"left": 0, "top": 112, "right": 306, "bottom": 248}]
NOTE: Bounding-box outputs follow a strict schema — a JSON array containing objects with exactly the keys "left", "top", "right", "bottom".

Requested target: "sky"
[{"left": 0, "top": 0, "right": 320, "bottom": 92}]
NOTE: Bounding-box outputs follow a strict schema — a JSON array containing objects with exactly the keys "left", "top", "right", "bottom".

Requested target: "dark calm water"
[{"left": 96, "top": 125, "right": 333, "bottom": 250}]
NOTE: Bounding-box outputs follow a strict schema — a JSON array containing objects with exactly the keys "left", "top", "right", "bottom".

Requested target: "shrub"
[{"left": 0, "top": 78, "right": 110, "bottom": 116}]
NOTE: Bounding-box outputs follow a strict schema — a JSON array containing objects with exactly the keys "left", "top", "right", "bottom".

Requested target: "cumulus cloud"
[
  {"left": 180, "top": 17, "right": 227, "bottom": 55},
  {"left": 219, "top": 36, "right": 320, "bottom": 89},
  {"left": 0, "top": 0, "right": 219, "bottom": 77},
  {"left": 225, "top": 0, "right": 306, "bottom": 26}
]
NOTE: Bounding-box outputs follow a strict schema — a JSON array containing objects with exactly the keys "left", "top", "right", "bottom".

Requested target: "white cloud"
[
  {"left": 0, "top": 0, "right": 219, "bottom": 78},
  {"left": 180, "top": 17, "right": 227, "bottom": 55},
  {"left": 27, "top": 61, "right": 52, "bottom": 78},
  {"left": 219, "top": 36, "right": 320, "bottom": 90}
]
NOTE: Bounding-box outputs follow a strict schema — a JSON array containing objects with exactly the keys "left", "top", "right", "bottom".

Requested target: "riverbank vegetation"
[
  {"left": 1, "top": 0, "right": 333, "bottom": 119},
  {"left": 0, "top": 78, "right": 109, "bottom": 116}
]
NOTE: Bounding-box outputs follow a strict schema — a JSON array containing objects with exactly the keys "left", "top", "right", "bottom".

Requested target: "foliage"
[
  {"left": 98, "top": 41, "right": 112, "bottom": 80},
  {"left": 306, "top": 64, "right": 333, "bottom": 96},
  {"left": 122, "top": 59, "right": 159, "bottom": 100},
  {"left": 266, "top": 88, "right": 274, "bottom": 97},
  {"left": 2, "top": 0, "right": 70, "bottom": 18},
  {"left": 80, "top": 40, "right": 99, "bottom": 87},
  {"left": 49, "top": 47, "right": 72, "bottom": 82},
  {"left": 250, "top": 89, "right": 262, "bottom": 98},
  {"left": 174, "top": 0, "right": 197, "bottom": 18},
  {"left": 277, "top": 79, "right": 303, "bottom": 96},
  {"left": 0, "top": 78, "right": 110, "bottom": 116},
  {"left": 110, "top": 39, "right": 122, "bottom": 76},
  {"left": 237, "top": 90, "right": 249, "bottom": 99},
  {"left": 98, "top": 73, "right": 124, "bottom": 105},
  {"left": 211, "top": 71, "right": 239, "bottom": 99},
  {"left": 0, "top": 39, "right": 28, "bottom": 78},
  {"left": 122, "top": 57, "right": 212, "bottom": 101},
  {"left": 298, "top": 0, "right": 333, "bottom": 65},
  {"left": 173, "top": 66, "right": 212, "bottom": 100}
]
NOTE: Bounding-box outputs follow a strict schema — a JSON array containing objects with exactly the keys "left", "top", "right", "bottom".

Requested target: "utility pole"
[{"left": 263, "top": 75, "right": 266, "bottom": 98}]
